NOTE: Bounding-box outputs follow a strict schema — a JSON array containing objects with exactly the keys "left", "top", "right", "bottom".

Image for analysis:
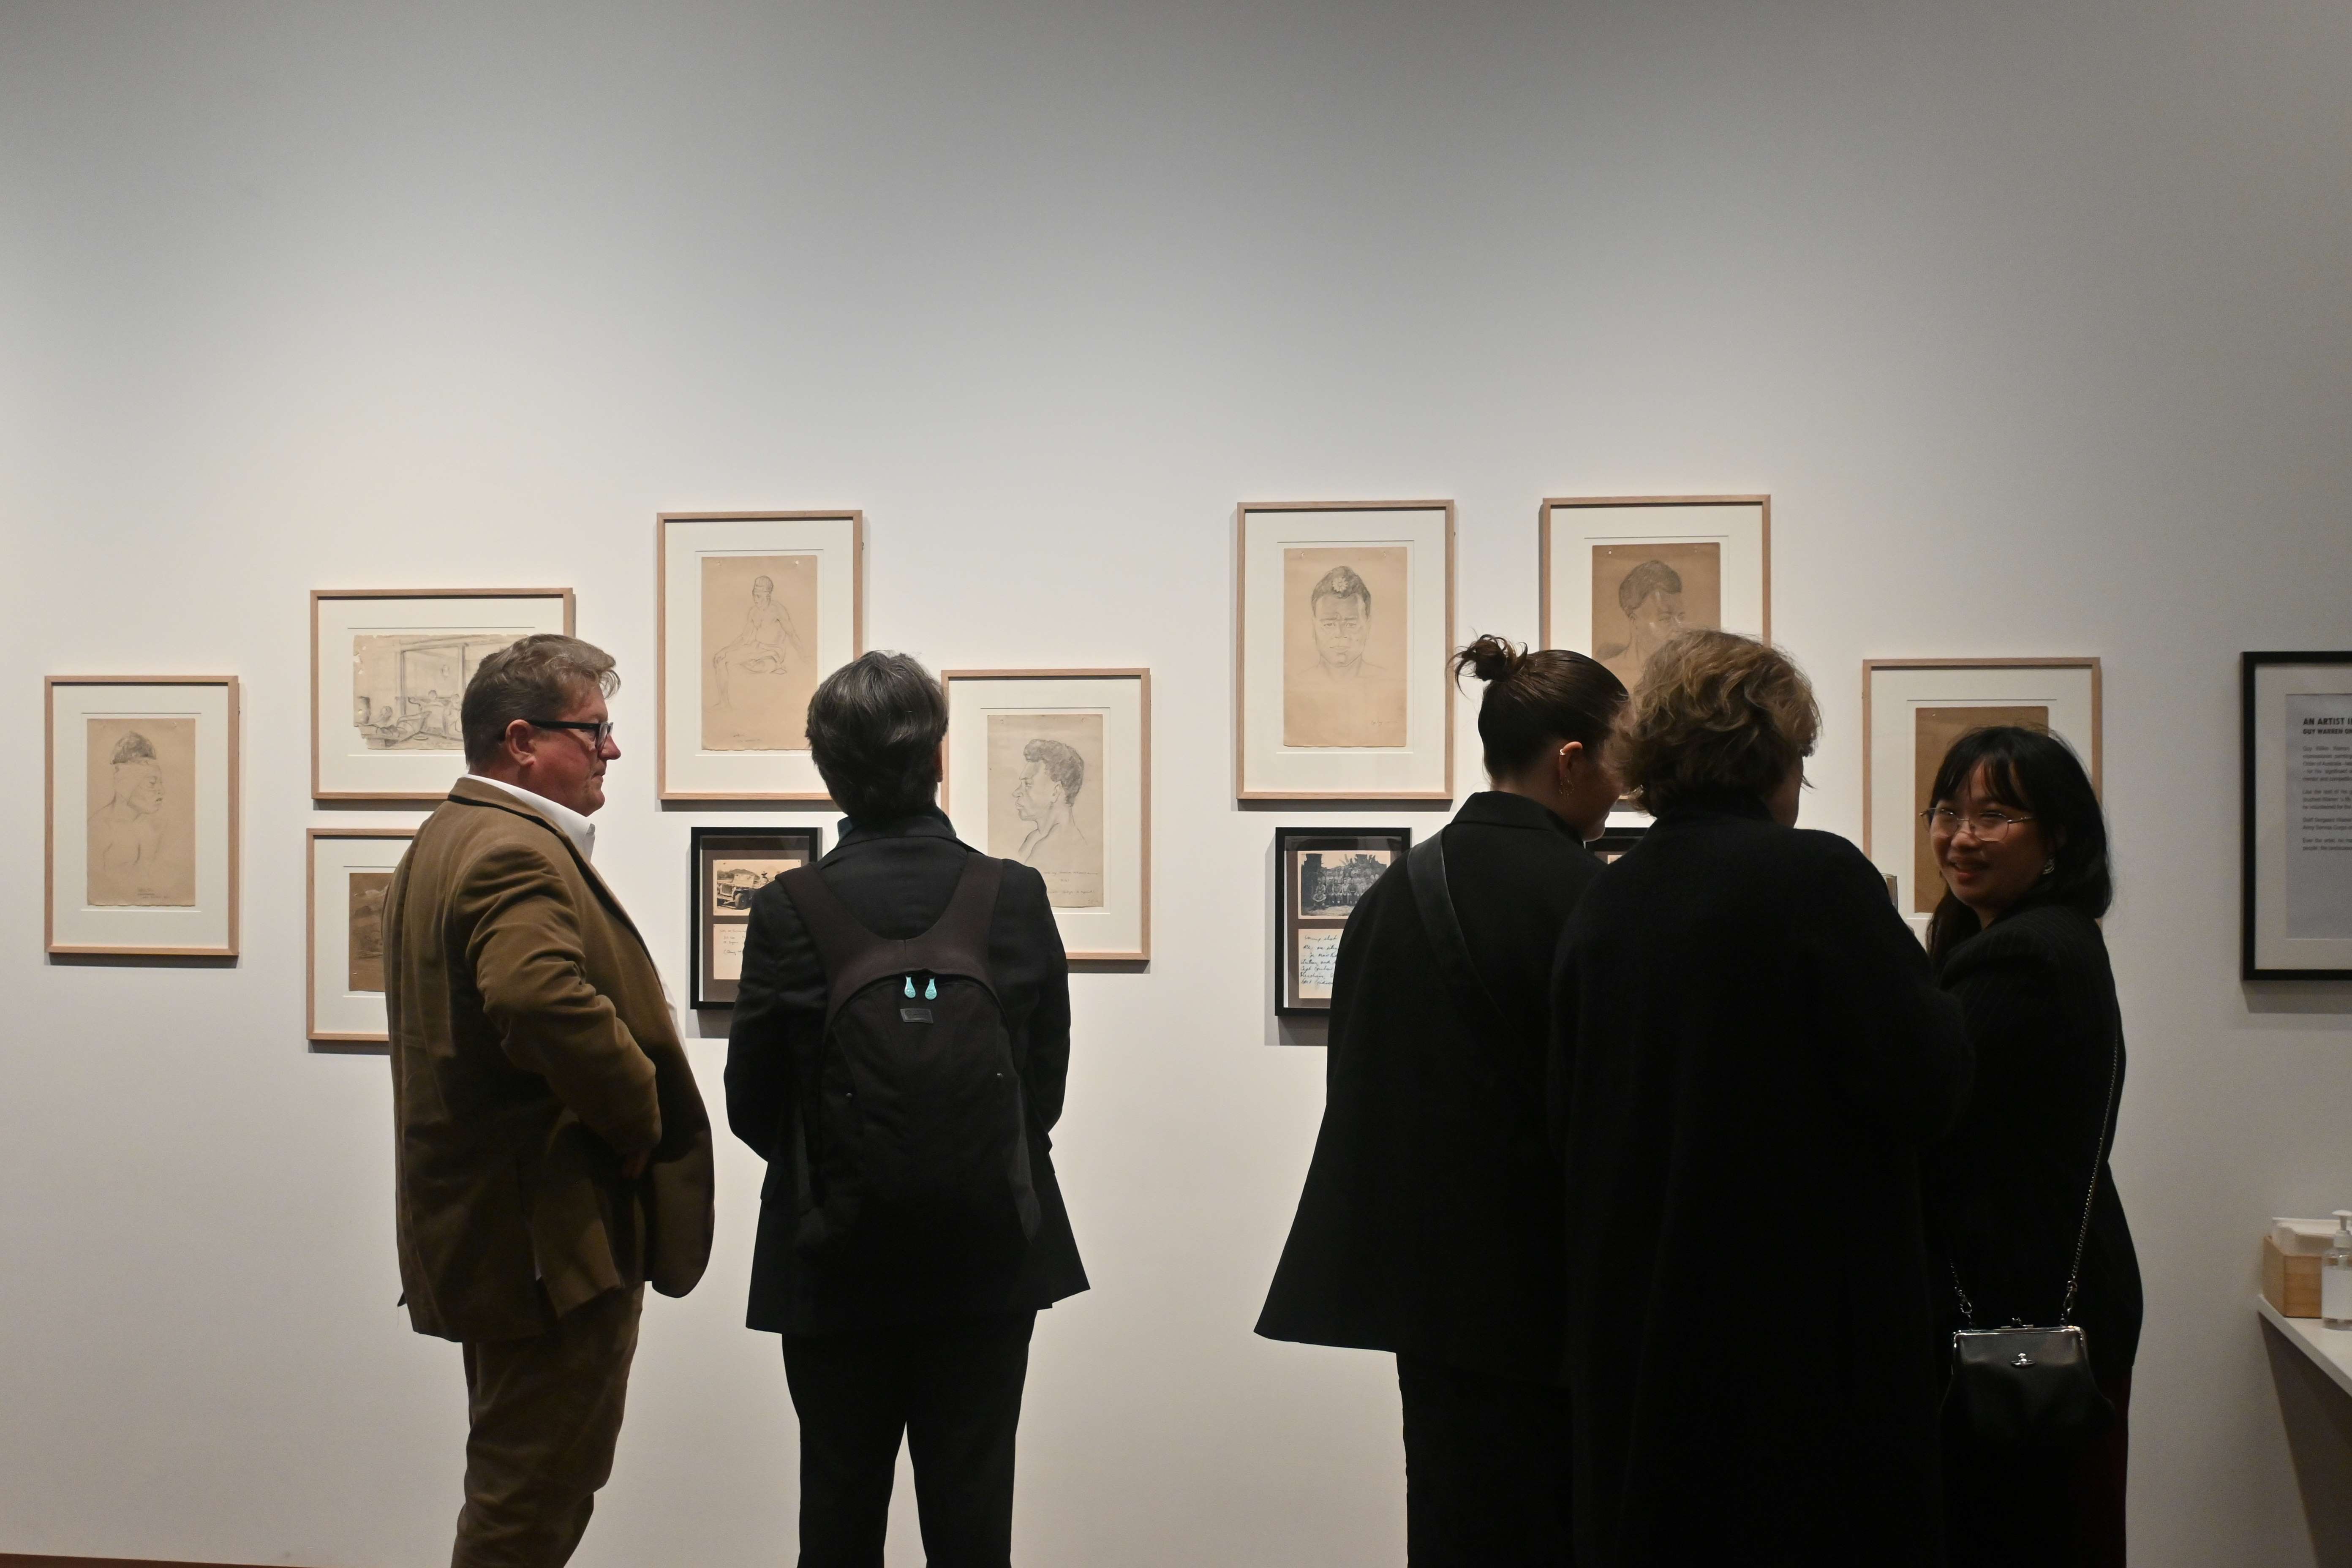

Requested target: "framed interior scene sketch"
[
  {"left": 1862, "top": 658, "right": 2102, "bottom": 931},
  {"left": 1236, "top": 501, "right": 1454, "bottom": 800},
  {"left": 47, "top": 675, "right": 240, "bottom": 957},
  {"left": 1541, "top": 496, "right": 1770, "bottom": 691},
  {"left": 689, "top": 825, "right": 824, "bottom": 1008},
  {"left": 942, "top": 670, "right": 1151, "bottom": 962},
  {"left": 1273, "top": 826, "right": 1411, "bottom": 1016},
  {"left": 308, "top": 827, "right": 414, "bottom": 1045},
  {"left": 659, "top": 512, "right": 864, "bottom": 801},
  {"left": 2243, "top": 652, "right": 2352, "bottom": 978},
  {"left": 313, "top": 588, "right": 574, "bottom": 803}
]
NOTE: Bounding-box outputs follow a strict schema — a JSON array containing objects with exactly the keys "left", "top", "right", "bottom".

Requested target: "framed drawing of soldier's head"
[
  {"left": 308, "top": 826, "right": 415, "bottom": 1045},
  {"left": 1540, "top": 496, "right": 1770, "bottom": 694},
  {"left": 1273, "top": 825, "right": 1411, "bottom": 1016},
  {"left": 1236, "top": 501, "right": 1454, "bottom": 800},
  {"left": 312, "top": 588, "right": 575, "bottom": 803},
  {"left": 658, "top": 512, "right": 864, "bottom": 801},
  {"left": 942, "top": 669, "right": 1151, "bottom": 963}
]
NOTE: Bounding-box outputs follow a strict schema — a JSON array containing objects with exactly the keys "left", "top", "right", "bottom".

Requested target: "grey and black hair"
[
  {"left": 1023, "top": 737, "right": 1085, "bottom": 803},
  {"left": 1616, "top": 559, "right": 1684, "bottom": 617},
  {"left": 1310, "top": 564, "right": 1372, "bottom": 615},
  {"left": 460, "top": 634, "right": 620, "bottom": 768},
  {"left": 110, "top": 732, "right": 158, "bottom": 767},
  {"left": 805, "top": 650, "right": 949, "bottom": 823}
]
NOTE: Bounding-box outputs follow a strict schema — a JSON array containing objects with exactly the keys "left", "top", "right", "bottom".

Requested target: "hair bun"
[{"left": 1453, "top": 633, "right": 1524, "bottom": 686}]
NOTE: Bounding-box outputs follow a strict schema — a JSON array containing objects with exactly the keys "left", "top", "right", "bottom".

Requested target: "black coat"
[
  {"left": 1924, "top": 904, "right": 2142, "bottom": 1381},
  {"left": 1549, "top": 800, "right": 1974, "bottom": 1567},
  {"left": 724, "top": 809, "right": 1089, "bottom": 1335},
  {"left": 1257, "top": 791, "right": 1603, "bottom": 1383}
]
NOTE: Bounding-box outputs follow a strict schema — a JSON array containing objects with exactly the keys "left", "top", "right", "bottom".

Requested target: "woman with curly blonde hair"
[{"left": 1548, "top": 629, "right": 1974, "bottom": 1567}]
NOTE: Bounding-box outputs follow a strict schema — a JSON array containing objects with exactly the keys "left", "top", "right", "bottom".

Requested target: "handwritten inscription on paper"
[{"left": 1296, "top": 928, "right": 1345, "bottom": 1001}]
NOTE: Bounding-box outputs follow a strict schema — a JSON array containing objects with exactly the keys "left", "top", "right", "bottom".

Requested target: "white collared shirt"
[{"left": 466, "top": 774, "right": 597, "bottom": 862}]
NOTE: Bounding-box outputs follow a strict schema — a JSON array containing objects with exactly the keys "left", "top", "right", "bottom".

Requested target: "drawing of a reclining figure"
[{"left": 710, "top": 574, "right": 806, "bottom": 709}]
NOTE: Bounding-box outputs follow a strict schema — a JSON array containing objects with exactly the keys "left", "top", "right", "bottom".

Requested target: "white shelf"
[{"left": 2257, "top": 1294, "right": 2352, "bottom": 1399}]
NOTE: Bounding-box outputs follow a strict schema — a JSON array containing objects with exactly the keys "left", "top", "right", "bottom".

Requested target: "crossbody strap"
[{"left": 1406, "top": 830, "right": 1508, "bottom": 1031}]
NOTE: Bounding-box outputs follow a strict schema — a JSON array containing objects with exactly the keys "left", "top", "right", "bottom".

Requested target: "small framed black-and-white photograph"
[
  {"left": 690, "top": 825, "right": 822, "bottom": 1008},
  {"left": 1274, "top": 825, "right": 1411, "bottom": 1017},
  {"left": 2243, "top": 651, "right": 2352, "bottom": 979}
]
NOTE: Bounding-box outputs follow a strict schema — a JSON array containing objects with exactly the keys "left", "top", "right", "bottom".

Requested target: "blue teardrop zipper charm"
[
  {"left": 925, "top": 978, "right": 937, "bottom": 1000},
  {"left": 904, "top": 976, "right": 915, "bottom": 997}
]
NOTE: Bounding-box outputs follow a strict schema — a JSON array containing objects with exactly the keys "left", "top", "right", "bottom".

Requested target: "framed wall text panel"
[{"left": 2243, "top": 651, "right": 2352, "bottom": 978}]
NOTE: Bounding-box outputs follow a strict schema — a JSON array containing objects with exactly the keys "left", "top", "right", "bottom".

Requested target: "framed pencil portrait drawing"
[
  {"left": 690, "top": 825, "right": 824, "bottom": 1008},
  {"left": 1236, "top": 502, "right": 1454, "bottom": 801},
  {"left": 313, "top": 589, "right": 574, "bottom": 803},
  {"left": 308, "top": 827, "right": 414, "bottom": 1045},
  {"left": 659, "top": 512, "right": 864, "bottom": 801},
  {"left": 2243, "top": 652, "right": 2352, "bottom": 979},
  {"left": 47, "top": 676, "right": 240, "bottom": 957},
  {"left": 1274, "top": 826, "right": 1410, "bottom": 1016},
  {"left": 1862, "top": 659, "right": 2102, "bottom": 931},
  {"left": 1540, "top": 496, "right": 1770, "bottom": 690},
  {"left": 942, "top": 670, "right": 1151, "bottom": 963}
]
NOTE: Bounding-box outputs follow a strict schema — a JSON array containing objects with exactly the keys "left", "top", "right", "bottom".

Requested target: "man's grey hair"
[
  {"left": 461, "top": 634, "right": 620, "bottom": 768},
  {"left": 1023, "top": 737, "right": 1085, "bottom": 804},
  {"left": 1311, "top": 564, "right": 1372, "bottom": 615}
]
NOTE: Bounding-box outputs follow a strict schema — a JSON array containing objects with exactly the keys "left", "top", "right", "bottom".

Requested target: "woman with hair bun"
[{"left": 1259, "top": 633, "right": 1628, "bottom": 1567}]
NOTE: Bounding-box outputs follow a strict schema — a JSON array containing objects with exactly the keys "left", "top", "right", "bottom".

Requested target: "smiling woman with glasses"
[{"left": 1920, "top": 725, "right": 2140, "bottom": 1568}]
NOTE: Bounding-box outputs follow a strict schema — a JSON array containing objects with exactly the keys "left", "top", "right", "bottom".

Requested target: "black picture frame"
[
  {"left": 1589, "top": 825, "right": 1647, "bottom": 865},
  {"left": 2242, "top": 651, "right": 2352, "bottom": 980},
  {"left": 689, "top": 825, "right": 823, "bottom": 1008},
  {"left": 1273, "top": 825, "right": 1412, "bottom": 1017}
]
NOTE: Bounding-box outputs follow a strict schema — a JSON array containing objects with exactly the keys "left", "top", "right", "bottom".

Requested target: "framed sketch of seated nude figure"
[
  {"left": 1236, "top": 501, "right": 1454, "bottom": 800},
  {"left": 312, "top": 588, "right": 574, "bottom": 803},
  {"left": 308, "top": 826, "right": 416, "bottom": 1045},
  {"left": 1274, "top": 826, "right": 1412, "bottom": 1015},
  {"left": 942, "top": 669, "right": 1151, "bottom": 962},
  {"left": 47, "top": 675, "right": 241, "bottom": 957},
  {"left": 659, "top": 511, "right": 864, "bottom": 800}
]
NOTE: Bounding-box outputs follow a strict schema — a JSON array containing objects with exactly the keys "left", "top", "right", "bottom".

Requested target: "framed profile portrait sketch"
[
  {"left": 659, "top": 511, "right": 864, "bottom": 801},
  {"left": 1862, "top": 658, "right": 2102, "bottom": 926},
  {"left": 1540, "top": 496, "right": 1770, "bottom": 694},
  {"left": 1236, "top": 501, "right": 1454, "bottom": 800},
  {"left": 308, "top": 827, "right": 414, "bottom": 1045},
  {"left": 47, "top": 675, "right": 240, "bottom": 957},
  {"left": 2243, "top": 651, "right": 2352, "bottom": 979},
  {"left": 1274, "top": 826, "right": 1411, "bottom": 1015},
  {"left": 942, "top": 669, "right": 1151, "bottom": 962},
  {"left": 312, "top": 588, "right": 574, "bottom": 803},
  {"left": 690, "top": 825, "right": 824, "bottom": 1008}
]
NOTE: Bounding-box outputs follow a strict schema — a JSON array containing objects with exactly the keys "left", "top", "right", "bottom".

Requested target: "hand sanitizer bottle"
[{"left": 2324, "top": 1212, "right": 2352, "bottom": 1330}]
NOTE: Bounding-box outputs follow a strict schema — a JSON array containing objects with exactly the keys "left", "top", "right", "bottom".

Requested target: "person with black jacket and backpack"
[{"left": 726, "top": 650, "right": 1087, "bottom": 1568}]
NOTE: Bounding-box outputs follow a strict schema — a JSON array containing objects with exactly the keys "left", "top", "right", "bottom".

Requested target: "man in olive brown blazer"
[{"left": 384, "top": 634, "right": 714, "bottom": 1568}]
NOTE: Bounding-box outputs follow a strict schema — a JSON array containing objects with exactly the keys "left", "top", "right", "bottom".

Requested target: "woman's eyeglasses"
[{"left": 1921, "top": 806, "right": 2034, "bottom": 841}]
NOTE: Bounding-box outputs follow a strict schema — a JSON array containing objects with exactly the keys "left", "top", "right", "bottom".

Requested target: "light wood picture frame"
[
  {"left": 312, "top": 588, "right": 575, "bottom": 803},
  {"left": 1540, "top": 495, "right": 1772, "bottom": 678},
  {"left": 1273, "top": 825, "right": 1411, "bottom": 1016},
  {"left": 942, "top": 668, "right": 1152, "bottom": 963},
  {"left": 47, "top": 675, "right": 241, "bottom": 957},
  {"left": 690, "top": 824, "right": 824, "bottom": 1008},
  {"left": 1236, "top": 501, "right": 1454, "bottom": 801},
  {"left": 658, "top": 511, "right": 865, "bottom": 801},
  {"left": 2242, "top": 651, "right": 2352, "bottom": 980},
  {"left": 1862, "top": 657, "right": 2103, "bottom": 926},
  {"left": 308, "top": 827, "right": 416, "bottom": 1045}
]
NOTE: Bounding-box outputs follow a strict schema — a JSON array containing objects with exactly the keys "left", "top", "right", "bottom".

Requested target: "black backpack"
[{"left": 779, "top": 855, "right": 1041, "bottom": 1282}]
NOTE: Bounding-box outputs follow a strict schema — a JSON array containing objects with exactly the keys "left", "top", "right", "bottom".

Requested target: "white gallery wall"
[{"left": 3, "top": 1, "right": 2349, "bottom": 1563}]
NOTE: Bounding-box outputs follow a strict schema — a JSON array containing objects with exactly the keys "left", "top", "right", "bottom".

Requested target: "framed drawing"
[
  {"left": 313, "top": 588, "right": 574, "bottom": 803},
  {"left": 690, "top": 825, "right": 824, "bottom": 1007},
  {"left": 46, "top": 676, "right": 241, "bottom": 957},
  {"left": 1540, "top": 496, "right": 1771, "bottom": 691},
  {"left": 2243, "top": 652, "right": 2352, "bottom": 979},
  {"left": 942, "top": 669, "right": 1151, "bottom": 962},
  {"left": 1236, "top": 501, "right": 1454, "bottom": 800},
  {"left": 1274, "top": 826, "right": 1411, "bottom": 1015},
  {"left": 659, "top": 511, "right": 864, "bottom": 801},
  {"left": 308, "top": 827, "right": 414, "bottom": 1044},
  {"left": 1862, "top": 658, "right": 2102, "bottom": 926}
]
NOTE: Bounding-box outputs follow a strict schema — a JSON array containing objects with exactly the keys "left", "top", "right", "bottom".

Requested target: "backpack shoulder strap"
[
  {"left": 904, "top": 855, "right": 1005, "bottom": 996},
  {"left": 1407, "top": 829, "right": 1507, "bottom": 1029},
  {"left": 778, "top": 864, "right": 899, "bottom": 1021}
]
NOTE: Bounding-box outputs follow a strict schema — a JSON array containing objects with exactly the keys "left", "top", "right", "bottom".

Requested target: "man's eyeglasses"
[
  {"left": 1921, "top": 806, "right": 2035, "bottom": 841},
  {"left": 529, "top": 719, "right": 615, "bottom": 747}
]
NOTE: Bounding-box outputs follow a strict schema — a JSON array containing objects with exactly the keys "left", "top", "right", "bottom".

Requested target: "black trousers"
[
  {"left": 1397, "top": 1353, "right": 1574, "bottom": 1568},
  {"left": 782, "top": 1310, "right": 1037, "bottom": 1568}
]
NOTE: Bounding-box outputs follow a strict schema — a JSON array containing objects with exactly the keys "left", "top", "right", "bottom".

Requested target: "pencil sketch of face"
[
  {"left": 701, "top": 553, "right": 820, "bottom": 752},
  {"left": 1283, "top": 545, "right": 1408, "bottom": 749},
  {"left": 1590, "top": 542, "right": 1722, "bottom": 691},
  {"left": 986, "top": 711, "right": 1105, "bottom": 909},
  {"left": 1911, "top": 704, "right": 2049, "bottom": 914},
  {"left": 352, "top": 633, "right": 521, "bottom": 750},
  {"left": 347, "top": 871, "right": 392, "bottom": 993},
  {"left": 85, "top": 717, "right": 197, "bottom": 907}
]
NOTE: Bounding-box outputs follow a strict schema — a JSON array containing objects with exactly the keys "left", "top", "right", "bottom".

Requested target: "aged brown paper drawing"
[
  {"left": 352, "top": 634, "right": 520, "bottom": 750},
  {"left": 85, "top": 716, "right": 196, "bottom": 907},
  {"left": 1590, "top": 542, "right": 1722, "bottom": 691},
  {"left": 711, "top": 856, "right": 799, "bottom": 916},
  {"left": 347, "top": 871, "right": 392, "bottom": 993},
  {"left": 1283, "top": 545, "right": 1408, "bottom": 749},
  {"left": 987, "top": 711, "right": 1105, "bottom": 909},
  {"left": 1295, "top": 849, "right": 1391, "bottom": 918},
  {"left": 701, "top": 553, "right": 820, "bottom": 751},
  {"left": 1911, "top": 704, "right": 2050, "bottom": 913}
]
